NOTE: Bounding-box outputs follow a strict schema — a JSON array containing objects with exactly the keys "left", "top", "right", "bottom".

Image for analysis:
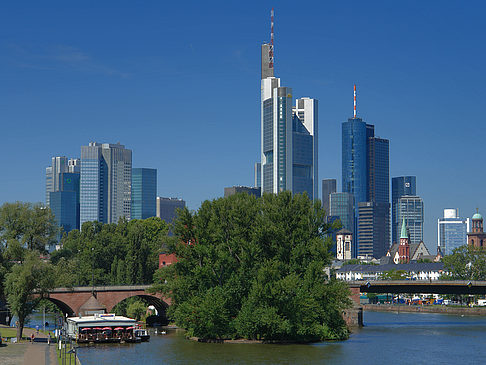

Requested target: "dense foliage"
[
  {"left": 151, "top": 192, "right": 351, "bottom": 342},
  {"left": 52, "top": 217, "right": 169, "bottom": 286},
  {"left": 442, "top": 245, "right": 486, "bottom": 280}
]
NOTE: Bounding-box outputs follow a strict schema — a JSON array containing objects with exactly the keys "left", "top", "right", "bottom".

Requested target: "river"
[{"left": 72, "top": 311, "right": 486, "bottom": 364}]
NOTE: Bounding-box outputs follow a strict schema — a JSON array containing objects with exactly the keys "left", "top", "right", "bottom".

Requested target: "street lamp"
[{"left": 91, "top": 247, "right": 95, "bottom": 296}]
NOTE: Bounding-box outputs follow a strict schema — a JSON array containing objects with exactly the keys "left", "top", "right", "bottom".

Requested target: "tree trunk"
[{"left": 17, "top": 317, "right": 24, "bottom": 342}]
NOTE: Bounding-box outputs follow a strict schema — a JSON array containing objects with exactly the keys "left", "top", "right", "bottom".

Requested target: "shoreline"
[{"left": 363, "top": 304, "right": 486, "bottom": 316}]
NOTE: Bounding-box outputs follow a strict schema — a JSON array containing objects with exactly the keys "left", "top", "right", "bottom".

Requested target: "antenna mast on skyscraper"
[
  {"left": 353, "top": 84, "right": 357, "bottom": 118},
  {"left": 269, "top": 8, "right": 274, "bottom": 70}
]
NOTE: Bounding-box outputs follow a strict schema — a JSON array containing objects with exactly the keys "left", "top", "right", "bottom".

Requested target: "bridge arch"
[
  {"left": 106, "top": 293, "right": 169, "bottom": 318},
  {"left": 43, "top": 297, "right": 76, "bottom": 318}
]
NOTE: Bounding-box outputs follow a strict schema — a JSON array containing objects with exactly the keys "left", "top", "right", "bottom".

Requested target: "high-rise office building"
[
  {"left": 358, "top": 201, "right": 390, "bottom": 259},
  {"left": 322, "top": 179, "right": 337, "bottom": 217},
  {"left": 46, "top": 157, "right": 80, "bottom": 238},
  {"left": 45, "top": 156, "right": 68, "bottom": 206},
  {"left": 156, "top": 197, "right": 186, "bottom": 224},
  {"left": 438, "top": 209, "right": 469, "bottom": 255},
  {"left": 397, "top": 195, "right": 423, "bottom": 244},
  {"left": 342, "top": 86, "right": 390, "bottom": 258},
  {"left": 330, "top": 192, "right": 354, "bottom": 234},
  {"left": 80, "top": 142, "right": 132, "bottom": 226},
  {"left": 392, "top": 176, "right": 416, "bottom": 244},
  {"left": 260, "top": 10, "right": 318, "bottom": 200},
  {"left": 224, "top": 186, "right": 261, "bottom": 198},
  {"left": 131, "top": 168, "right": 157, "bottom": 220},
  {"left": 254, "top": 162, "right": 261, "bottom": 189}
]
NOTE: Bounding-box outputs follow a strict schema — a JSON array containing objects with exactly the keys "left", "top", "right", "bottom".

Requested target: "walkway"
[{"left": 0, "top": 325, "right": 58, "bottom": 365}]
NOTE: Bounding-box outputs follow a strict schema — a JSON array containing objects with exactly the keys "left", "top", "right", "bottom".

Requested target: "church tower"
[
  {"left": 398, "top": 218, "right": 410, "bottom": 263},
  {"left": 468, "top": 210, "right": 486, "bottom": 248}
]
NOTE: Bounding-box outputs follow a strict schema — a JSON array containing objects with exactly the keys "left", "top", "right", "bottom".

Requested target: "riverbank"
[{"left": 363, "top": 304, "right": 486, "bottom": 316}]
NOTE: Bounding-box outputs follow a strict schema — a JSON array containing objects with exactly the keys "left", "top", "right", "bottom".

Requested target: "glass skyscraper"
[
  {"left": 438, "top": 209, "right": 469, "bottom": 255},
  {"left": 397, "top": 196, "right": 424, "bottom": 244},
  {"left": 330, "top": 192, "right": 354, "bottom": 234},
  {"left": 342, "top": 96, "right": 390, "bottom": 258},
  {"left": 156, "top": 197, "right": 186, "bottom": 224},
  {"left": 131, "top": 168, "right": 157, "bottom": 220},
  {"left": 392, "top": 176, "right": 417, "bottom": 244},
  {"left": 80, "top": 142, "right": 132, "bottom": 226},
  {"left": 260, "top": 30, "right": 318, "bottom": 200},
  {"left": 322, "top": 179, "right": 337, "bottom": 217}
]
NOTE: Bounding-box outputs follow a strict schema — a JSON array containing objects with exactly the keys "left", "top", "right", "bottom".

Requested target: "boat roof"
[{"left": 67, "top": 313, "right": 136, "bottom": 327}]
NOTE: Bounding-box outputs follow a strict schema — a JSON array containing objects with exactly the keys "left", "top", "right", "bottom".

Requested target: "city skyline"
[{"left": 2, "top": 2, "right": 486, "bottom": 252}]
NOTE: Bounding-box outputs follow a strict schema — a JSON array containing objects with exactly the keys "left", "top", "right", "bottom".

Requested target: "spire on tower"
[
  {"left": 269, "top": 8, "right": 274, "bottom": 69},
  {"left": 353, "top": 84, "right": 357, "bottom": 118}
]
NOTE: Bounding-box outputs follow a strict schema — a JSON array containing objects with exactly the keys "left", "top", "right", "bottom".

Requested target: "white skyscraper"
[
  {"left": 438, "top": 209, "right": 470, "bottom": 256},
  {"left": 260, "top": 10, "right": 318, "bottom": 200}
]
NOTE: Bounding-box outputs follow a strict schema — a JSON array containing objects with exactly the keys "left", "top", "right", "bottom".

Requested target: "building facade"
[
  {"left": 336, "top": 229, "right": 353, "bottom": 261},
  {"left": 80, "top": 142, "right": 132, "bottom": 226},
  {"left": 156, "top": 197, "right": 186, "bottom": 224},
  {"left": 322, "top": 179, "right": 337, "bottom": 217},
  {"left": 260, "top": 18, "right": 318, "bottom": 200},
  {"left": 438, "top": 209, "right": 469, "bottom": 255},
  {"left": 397, "top": 195, "right": 424, "bottom": 244},
  {"left": 357, "top": 201, "right": 390, "bottom": 259},
  {"left": 224, "top": 186, "right": 261, "bottom": 198},
  {"left": 392, "top": 176, "right": 417, "bottom": 244},
  {"left": 330, "top": 192, "right": 354, "bottom": 234},
  {"left": 131, "top": 168, "right": 157, "bottom": 220},
  {"left": 468, "top": 212, "right": 486, "bottom": 249}
]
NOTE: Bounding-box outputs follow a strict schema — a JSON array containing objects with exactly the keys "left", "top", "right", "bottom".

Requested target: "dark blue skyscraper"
[
  {"left": 131, "top": 168, "right": 157, "bottom": 220},
  {"left": 342, "top": 118, "right": 371, "bottom": 205},
  {"left": 392, "top": 176, "right": 417, "bottom": 244},
  {"left": 342, "top": 87, "right": 390, "bottom": 258}
]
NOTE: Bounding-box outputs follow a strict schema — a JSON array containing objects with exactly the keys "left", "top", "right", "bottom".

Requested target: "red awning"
[
  {"left": 93, "top": 327, "right": 103, "bottom": 330},
  {"left": 113, "top": 327, "right": 124, "bottom": 330},
  {"left": 125, "top": 327, "right": 135, "bottom": 330},
  {"left": 80, "top": 328, "right": 90, "bottom": 332},
  {"left": 102, "top": 327, "right": 112, "bottom": 330}
]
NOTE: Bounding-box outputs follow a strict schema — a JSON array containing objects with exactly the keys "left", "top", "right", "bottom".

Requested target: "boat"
[
  {"left": 66, "top": 314, "right": 139, "bottom": 343},
  {"left": 134, "top": 328, "right": 150, "bottom": 341}
]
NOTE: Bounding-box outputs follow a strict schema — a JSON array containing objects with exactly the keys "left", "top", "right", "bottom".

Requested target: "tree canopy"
[
  {"left": 442, "top": 245, "right": 486, "bottom": 280},
  {"left": 151, "top": 192, "right": 351, "bottom": 342}
]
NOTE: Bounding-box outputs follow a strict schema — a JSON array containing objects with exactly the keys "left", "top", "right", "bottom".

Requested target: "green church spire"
[{"left": 400, "top": 217, "right": 408, "bottom": 239}]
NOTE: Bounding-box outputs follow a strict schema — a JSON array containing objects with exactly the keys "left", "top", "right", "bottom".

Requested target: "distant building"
[
  {"left": 260, "top": 21, "right": 318, "bottom": 200},
  {"left": 330, "top": 192, "right": 354, "bottom": 234},
  {"left": 336, "top": 229, "right": 352, "bottom": 261},
  {"left": 392, "top": 176, "right": 416, "bottom": 244},
  {"left": 131, "top": 168, "right": 157, "bottom": 220},
  {"left": 468, "top": 211, "right": 486, "bottom": 249},
  {"left": 159, "top": 253, "right": 178, "bottom": 268},
  {"left": 46, "top": 157, "right": 80, "bottom": 239},
  {"left": 357, "top": 201, "right": 390, "bottom": 259},
  {"left": 397, "top": 195, "right": 424, "bottom": 244},
  {"left": 156, "top": 197, "right": 186, "bottom": 224},
  {"left": 322, "top": 179, "right": 337, "bottom": 217},
  {"left": 336, "top": 262, "right": 445, "bottom": 282},
  {"left": 224, "top": 186, "right": 261, "bottom": 198},
  {"left": 80, "top": 142, "right": 132, "bottom": 225},
  {"left": 254, "top": 162, "right": 261, "bottom": 189},
  {"left": 438, "top": 209, "right": 469, "bottom": 255},
  {"left": 387, "top": 219, "right": 434, "bottom": 264}
]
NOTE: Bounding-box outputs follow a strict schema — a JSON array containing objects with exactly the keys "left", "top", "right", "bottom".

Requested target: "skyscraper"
[
  {"left": 156, "top": 197, "right": 186, "bottom": 224},
  {"left": 438, "top": 209, "right": 469, "bottom": 255},
  {"left": 131, "top": 168, "right": 157, "bottom": 220},
  {"left": 260, "top": 10, "right": 318, "bottom": 200},
  {"left": 397, "top": 195, "right": 424, "bottom": 244},
  {"left": 80, "top": 142, "right": 132, "bottom": 226},
  {"left": 322, "top": 179, "right": 337, "bottom": 216},
  {"left": 330, "top": 192, "right": 354, "bottom": 235},
  {"left": 46, "top": 157, "right": 80, "bottom": 238},
  {"left": 392, "top": 176, "right": 416, "bottom": 244},
  {"left": 342, "top": 86, "right": 390, "bottom": 258},
  {"left": 254, "top": 162, "right": 261, "bottom": 189}
]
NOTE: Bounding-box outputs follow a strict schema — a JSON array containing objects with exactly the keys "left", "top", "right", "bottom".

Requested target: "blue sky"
[{"left": 1, "top": 1, "right": 485, "bottom": 251}]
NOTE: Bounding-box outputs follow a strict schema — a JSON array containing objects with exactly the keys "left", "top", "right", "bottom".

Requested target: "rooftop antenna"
[
  {"left": 269, "top": 8, "right": 274, "bottom": 70},
  {"left": 353, "top": 84, "right": 357, "bottom": 118}
]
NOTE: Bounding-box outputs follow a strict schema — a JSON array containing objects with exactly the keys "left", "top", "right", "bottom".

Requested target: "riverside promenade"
[
  {"left": 363, "top": 304, "right": 486, "bottom": 316},
  {"left": 0, "top": 324, "right": 58, "bottom": 365}
]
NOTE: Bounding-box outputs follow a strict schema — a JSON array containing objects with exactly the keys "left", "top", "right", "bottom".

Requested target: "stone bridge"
[{"left": 42, "top": 285, "right": 170, "bottom": 318}]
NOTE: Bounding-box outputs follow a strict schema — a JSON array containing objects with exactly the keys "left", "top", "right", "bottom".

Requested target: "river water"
[{"left": 73, "top": 311, "right": 486, "bottom": 364}]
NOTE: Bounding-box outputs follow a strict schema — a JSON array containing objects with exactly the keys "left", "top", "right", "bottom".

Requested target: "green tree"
[
  {"left": 380, "top": 270, "right": 408, "bottom": 280},
  {"left": 126, "top": 299, "right": 148, "bottom": 321},
  {"left": 442, "top": 245, "right": 486, "bottom": 280},
  {"left": 151, "top": 192, "right": 351, "bottom": 341},
  {"left": 5, "top": 251, "right": 55, "bottom": 341},
  {"left": 0, "top": 202, "right": 57, "bottom": 252}
]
